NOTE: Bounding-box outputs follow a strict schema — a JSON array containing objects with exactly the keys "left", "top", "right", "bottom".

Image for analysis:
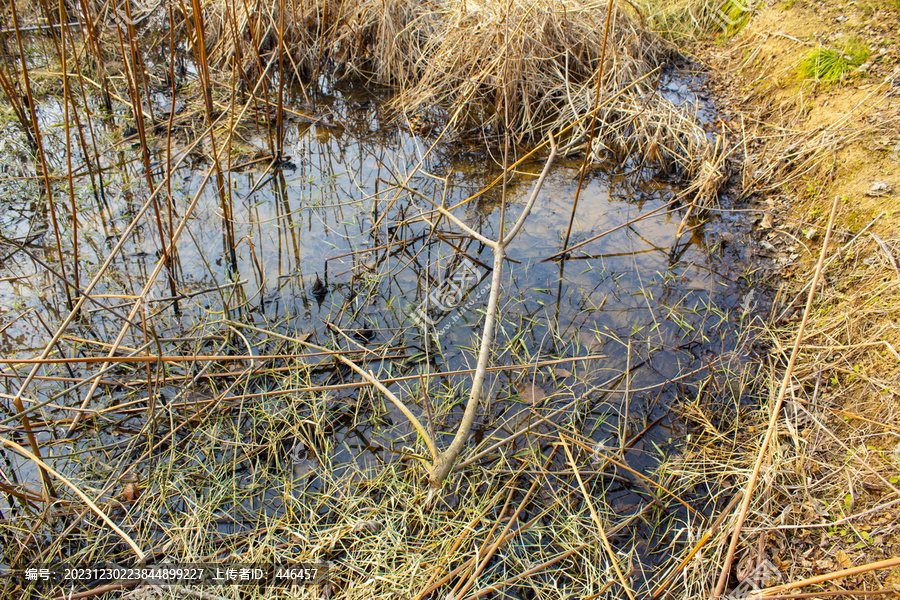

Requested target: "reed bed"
[
  {"left": 30, "top": 0, "right": 730, "bottom": 206},
  {"left": 1, "top": 307, "right": 714, "bottom": 599},
  {"left": 0, "top": 0, "right": 760, "bottom": 597},
  {"left": 0, "top": 184, "right": 758, "bottom": 599},
  {"left": 205, "top": 0, "right": 727, "bottom": 202}
]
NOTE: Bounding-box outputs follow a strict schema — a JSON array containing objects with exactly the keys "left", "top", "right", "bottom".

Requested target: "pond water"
[{"left": 0, "top": 56, "right": 768, "bottom": 581}]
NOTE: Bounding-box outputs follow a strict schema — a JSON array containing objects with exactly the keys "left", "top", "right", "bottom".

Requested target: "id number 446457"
[{"left": 274, "top": 566, "right": 318, "bottom": 580}]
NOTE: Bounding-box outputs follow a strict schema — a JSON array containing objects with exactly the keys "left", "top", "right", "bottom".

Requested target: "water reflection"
[{"left": 0, "top": 76, "right": 760, "bottom": 524}]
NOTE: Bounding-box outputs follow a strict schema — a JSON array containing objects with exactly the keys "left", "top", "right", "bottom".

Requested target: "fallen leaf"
[
  {"left": 123, "top": 482, "right": 139, "bottom": 502},
  {"left": 836, "top": 549, "right": 851, "bottom": 570},
  {"left": 519, "top": 382, "right": 546, "bottom": 405},
  {"left": 552, "top": 367, "right": 573, "bottom": 378}
]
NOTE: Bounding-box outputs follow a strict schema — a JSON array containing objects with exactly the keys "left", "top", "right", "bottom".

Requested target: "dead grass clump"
[
  {"left": 187, "top": 0, "right": 729, "bottom": 202},
  {"left": 393, "top": 0, "right": 663, "bottom": 138},
  {"left": 578, "top": 92, "right": 729, "bottom": 204},
  {"left": 654, "top": 229, "right": 900, "bottom": 598},
  {"left": 198, "top": 0, "right": 668, "bottom": 136},
  {"left": 198, "top": 0, "right": 443, "bottom": 85}
]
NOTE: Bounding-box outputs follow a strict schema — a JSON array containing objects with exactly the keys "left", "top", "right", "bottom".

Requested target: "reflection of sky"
[
  {"left": 657, "top": 67, "right": 718, "bottom": 124},
  {"left": 0, "top": 74, "right": 757, "bottom": 503}
]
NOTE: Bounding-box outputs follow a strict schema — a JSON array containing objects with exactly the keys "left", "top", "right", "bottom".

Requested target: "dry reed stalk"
[
  {"left": 712, "top": 195, "right": 841, "bottom": 599},
  {"left": 9, "top": 0, "right": 71, "bottom": 308},
  {"left": 561, "top": 435, "right": 636, "bottom": 599},
  {"left": 750, "top": 557, "right": 900, "bottom": 599},
  {"left": 562, "top": 0, "right": 616, "bottom": 252},
  {"left": 57, "top": 66, "right": 279, "bottom": 434}
]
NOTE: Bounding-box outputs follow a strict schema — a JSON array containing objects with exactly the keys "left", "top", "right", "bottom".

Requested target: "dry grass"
[
  {"left": 1, "top": 315, "right": 701, "bottom": 599},
  {"left": 9, "top": 0, "right": 882, "bottom": 597},
  {"left": 656, "top": 230, "right": 900, "bottom": 597},
  {"left": 0, "top": 0, "right": 732, "bottom": 205},
  {"left": 188, "top": 0, "right": 729, "bottom": 202},
  {"left": 390, "top": 0, "right": 661, "bottom": 137},
  {"left": 650, "top": 0, "right": 900, "bottom": 595}
]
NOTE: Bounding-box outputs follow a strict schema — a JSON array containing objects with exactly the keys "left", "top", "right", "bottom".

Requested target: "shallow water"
[{"left": 0, "top": 63, "right": 766, "bottom": 568}]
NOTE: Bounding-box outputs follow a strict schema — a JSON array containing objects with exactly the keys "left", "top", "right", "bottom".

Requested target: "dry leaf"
[
  {"left": 519, "top": 383, "right": 546, "bottom": 405},
  {"left": 552, "top": 367, "right": 573, "bottom": 378},
  {"left": 836, "top": 549, "right": 851, "bottom": 570},
  {"left": 123, "top": 482, "right": 139, "bottom": 502},
  {"left": 867, "top": 181, "right": 891, "bottom": 196}
]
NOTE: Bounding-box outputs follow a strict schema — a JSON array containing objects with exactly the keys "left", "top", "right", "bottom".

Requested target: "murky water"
[{"left": 0, "top": 56, "right": 766, "bottom": 571}]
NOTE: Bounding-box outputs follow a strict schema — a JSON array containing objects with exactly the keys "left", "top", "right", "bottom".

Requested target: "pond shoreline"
[{"left": 1, "top": 0, "right": 897, "bottom": 597}]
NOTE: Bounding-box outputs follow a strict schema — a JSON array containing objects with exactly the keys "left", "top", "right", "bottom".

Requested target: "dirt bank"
[{"left": 688, "top": 0, "right": 900, "bottom": 594}]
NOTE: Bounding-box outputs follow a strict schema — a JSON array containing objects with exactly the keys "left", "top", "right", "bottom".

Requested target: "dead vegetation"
[
  {"left": 56, "top": 0, "right": 730, "bottom": 202},
  {"left": 0, "top": 0, "right": 737, "bottom": 594},
  {"left": 3, "top": 0, "right": 898, "bottom": 598},
  {"left": 652, "top": 225, "right": 900, "bottom": 599},
  {"left": 646, "top": 0, "right": 900, "bottom": 597}
]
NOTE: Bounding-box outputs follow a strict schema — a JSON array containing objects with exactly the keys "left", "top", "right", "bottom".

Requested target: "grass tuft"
[{"left": 799, "top": 41, "right": 870, "bottom": 81}]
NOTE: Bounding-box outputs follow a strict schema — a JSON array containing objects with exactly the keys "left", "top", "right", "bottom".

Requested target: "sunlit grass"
[
  {"left": 799, "top": 41, "right": 870, "bottom": 81},
  {"left": 636, "top": 0, "right": 755, "bottom": 41}
]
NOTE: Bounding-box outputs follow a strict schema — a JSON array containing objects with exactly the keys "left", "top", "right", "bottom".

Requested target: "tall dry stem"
[{"left": 712, "top": 195, "right": 841, "bottom": 598}]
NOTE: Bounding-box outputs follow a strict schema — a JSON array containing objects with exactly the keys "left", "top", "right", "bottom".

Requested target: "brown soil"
[{"left": 695, "top": 0, "right": 900, "bottom": 595}]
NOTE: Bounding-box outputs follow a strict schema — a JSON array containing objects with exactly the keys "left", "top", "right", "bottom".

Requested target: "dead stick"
[
  {"left": 561, "top": 435, "right": 635, "bottom": 600},
  {"left": 752, "top": 588, "right": 900, "bottom": 599},
  {"left": 751, "top": 557, "right": 900, "bottom": 598},
  {"left": 561, "top": 0, "right": 616, "bottom": 252},
  {"left": 0, "top": 353, "right": 342, "bottom": 365}
]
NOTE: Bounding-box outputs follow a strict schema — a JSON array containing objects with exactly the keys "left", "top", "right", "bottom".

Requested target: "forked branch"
[{"left": 428, "top": 133, "right": 557, "bottom": 487}]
